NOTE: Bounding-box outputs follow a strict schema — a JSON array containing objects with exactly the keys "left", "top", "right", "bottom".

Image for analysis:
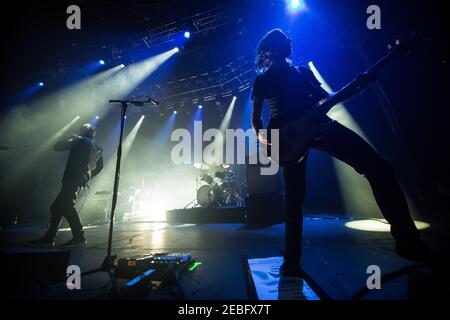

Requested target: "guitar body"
[
  {"left": 262, "top": 38, "right": 415, "bottom": 165},
  {"left": 267, "top": 111, "right": 335, "bottom": 165}
]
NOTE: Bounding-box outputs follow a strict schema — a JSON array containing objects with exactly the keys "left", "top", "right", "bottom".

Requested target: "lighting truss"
[
  {"left": 142, "top": 52, "right": 257, "bottom": 112},
  {"left": 139, "top": 4, "right": 240, "bottom": 50},
  {"left": 142, "top": 22, "right": 184, "bottom": 49},
  {"left": 105, "top": 52, "right": 304, "bottom": 115}
]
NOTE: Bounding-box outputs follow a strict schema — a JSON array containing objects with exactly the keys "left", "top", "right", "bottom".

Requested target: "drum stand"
[{"left": 184, "top": 198, "right": 199, "bottom": 209}]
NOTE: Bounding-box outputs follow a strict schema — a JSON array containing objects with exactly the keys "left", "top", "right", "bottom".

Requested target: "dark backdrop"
[{"left": 0, "top": 1, "right": 448, "bottom": 237}]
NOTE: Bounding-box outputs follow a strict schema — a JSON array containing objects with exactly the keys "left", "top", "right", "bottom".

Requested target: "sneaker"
[
  {"left": 60, "top": 236, "right": 87, "bottom": 247},
  {"left": 29, "top": 236, "right": 55, "bottom": 246},
  {"left": 280, "top": 261, "right": 303, "bottom": 278}
]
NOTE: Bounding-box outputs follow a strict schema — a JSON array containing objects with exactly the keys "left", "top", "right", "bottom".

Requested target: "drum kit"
[
  {"left": 93, "top": 165, "right": 244, "bottom": 217},
  {"left": 193, "top": 162, "right": 243, "bottom": 208}
]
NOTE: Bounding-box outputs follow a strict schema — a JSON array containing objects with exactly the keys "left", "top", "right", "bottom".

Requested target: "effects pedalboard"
[{"left": 114, "top": 252, "right": 194, "bottom": 292}]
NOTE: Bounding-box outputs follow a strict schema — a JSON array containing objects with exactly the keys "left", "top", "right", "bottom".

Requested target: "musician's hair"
[
  {"left": 257, "top": 29, "right": 292, "bottom": 59},
  {"left": 79, "top": 123, "right": 96, "bottom": 138}
]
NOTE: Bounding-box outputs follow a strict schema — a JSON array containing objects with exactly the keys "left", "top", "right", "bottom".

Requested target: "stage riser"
[
  {"left": 166, "top": 207, "right": 245, "bottom": 224},
  {"left": 166, "top": 193, "right": 284, "bottom": 225}
]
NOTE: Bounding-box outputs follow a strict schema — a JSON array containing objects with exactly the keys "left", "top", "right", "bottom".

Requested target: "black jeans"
[
  {"left": 282, "top": 122, "right": 420, "bottom": 264},
  {"left": 45, "top": 181, "right": 84, "bottom": 239}
]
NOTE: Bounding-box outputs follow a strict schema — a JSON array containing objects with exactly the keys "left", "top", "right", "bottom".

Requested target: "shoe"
[
  {"left": 29, "top": 236, "right": 55, "bottom": 246},
  {"left": 280, "top": 261, "right": 303, "bottom": 277},
  {"left": 60, "top": 236, "right": 87, "bottom": 247},
  {"left": 395, "top": 239, "right": 434, "bottom": 264}
]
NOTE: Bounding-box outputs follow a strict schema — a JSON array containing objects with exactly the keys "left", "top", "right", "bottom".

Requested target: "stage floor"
[{"left": 0, "top": 215, "right": 443, "bottom": 300}]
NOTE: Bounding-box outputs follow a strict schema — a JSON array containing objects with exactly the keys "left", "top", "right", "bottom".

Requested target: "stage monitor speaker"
[
  {"left": 245, "top": 193, "right": 285, "bottom": 226},
  {"left": 0, "top": 247, "right": 71, "bottom": 299},
  {"left": 245, "top": 155, "right": 283, "bottom": 195}
]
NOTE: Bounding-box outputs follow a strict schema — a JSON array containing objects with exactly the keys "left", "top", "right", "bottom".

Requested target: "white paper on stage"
[{"left": 247, "top": 256, "right": 320, "bottom": 300}]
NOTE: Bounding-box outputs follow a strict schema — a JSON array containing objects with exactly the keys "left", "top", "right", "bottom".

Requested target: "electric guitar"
[{"left": 265, "top": 38, "right": 415, "bottom": 165}]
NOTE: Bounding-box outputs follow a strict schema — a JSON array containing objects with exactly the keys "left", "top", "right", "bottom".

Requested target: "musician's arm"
[
  {"left": 54, "top": 135, "right": 79, "bottom": 151},
  {"left": 321, "top": 71, "right": 375, "bottom": 107},
  {"left": 301, "top": 66, "right": 337, "bottom": 106},
  {"left": 251, "top": 96, "right": 264, "bottom": 134},
  {"left": 304, "top": 65, "right": 373, "bottom": 108}
]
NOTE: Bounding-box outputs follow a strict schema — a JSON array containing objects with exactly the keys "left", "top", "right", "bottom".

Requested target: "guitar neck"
[
  {"left": 315, "top": 79, "right": 362, "bottom": 117},
  {"left": 317, "top": 46, "right": 402, "bottom": 116}
]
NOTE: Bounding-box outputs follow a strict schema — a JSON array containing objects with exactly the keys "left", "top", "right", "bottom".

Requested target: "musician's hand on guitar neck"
[{"left": 314, "top": 71, "right": 376, "bottom": 114}]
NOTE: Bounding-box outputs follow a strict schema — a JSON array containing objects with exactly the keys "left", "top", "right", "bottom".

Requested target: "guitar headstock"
[
  {"left": 387, "top": 36, "right": 417, "bottom": 56},
  {"left": 357, "top": 34, "right": 420, "bottom": 86}
]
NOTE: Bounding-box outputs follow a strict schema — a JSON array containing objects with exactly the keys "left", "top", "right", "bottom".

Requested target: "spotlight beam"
[
  {"left": 122, "top": 115, "right": 145, "bottom": 159},
  {"left": 200, "top": 96, "right": 237, "bottom": 165},
  {"left": 219, "top": 96, "right": 237, "bottom": 132},
  {"left": 308, "top": 62, "right": 380, "bottom": 216},
  {"left": 89, "top": 115, "right": 145, "bottom": 191},
  {"left": 4, "top": 116, "right": 81, "bottom": 186},
  {"left": 154, "top": 112, "right": 177, "bottom": 148},
  {"left": 2, "top": 48, "right": 176, "bottom": 183},
  {"left": 307, "top": 62, "right": 372, "bottom": 145},
  {"left": 1, "top": 64, "right": 124, "bottom": 145},
  {"left": 106, "top": 48, "right": 178, "bottom": 101}
]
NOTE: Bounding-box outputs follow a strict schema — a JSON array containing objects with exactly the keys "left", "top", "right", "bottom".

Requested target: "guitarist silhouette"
[{"left": 251, "top": 29, "right": 431, "bottom": 277}]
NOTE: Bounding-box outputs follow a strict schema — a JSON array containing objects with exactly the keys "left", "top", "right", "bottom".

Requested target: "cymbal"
[
  {"left": 207, "top": 163, "right": 231, "bottom": 170},
  {"left": 95, "top": 191, "right": 111, "bottom": 195},
  {"left": 214, "top": 170, "right": 234, "bottom": 179},
  {"left": 194, "top": 163, "right": 210, "bottom": 170}
]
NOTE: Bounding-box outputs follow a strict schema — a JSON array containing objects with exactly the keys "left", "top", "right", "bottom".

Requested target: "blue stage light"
[
  {"left": 38, "top": 82, "right": 44, "bottom": 87},
  {"left": 291, "top": 0, "right": 300, "bottom": 9},
  {"left": 174, "top": 47, "right": 180, "bottom": 53},
  {"left": 173, "top": 110, "right": 178, "bottom": 115},
  {"left": 184, "top": 31, "right": 191, "bottom": 39},
  {"left": 198, "top": 105, "right": 203, "bottom": 109},
  {"left": 99, "top": 59, "right": 105, "bottom": 65},
  {"left": 287, "top": 0, "right": 306, "bottom": 12}
]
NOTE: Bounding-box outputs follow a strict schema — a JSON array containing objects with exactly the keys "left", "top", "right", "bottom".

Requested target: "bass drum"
[{"left": 197, "top": 185, "right": 216, "bottom": 207}]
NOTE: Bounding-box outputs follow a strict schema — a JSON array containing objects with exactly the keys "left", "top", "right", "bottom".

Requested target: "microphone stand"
[{"left": 100, "top": 98, "right": 156, "bottom": 297}]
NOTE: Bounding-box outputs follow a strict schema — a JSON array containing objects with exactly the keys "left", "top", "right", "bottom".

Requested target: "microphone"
[
  {"left": 109, "top": 97, "right": 159, "bottom": 106},
  {"left": 146, "top": 96, "right": 159, "bottom": 106}
]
